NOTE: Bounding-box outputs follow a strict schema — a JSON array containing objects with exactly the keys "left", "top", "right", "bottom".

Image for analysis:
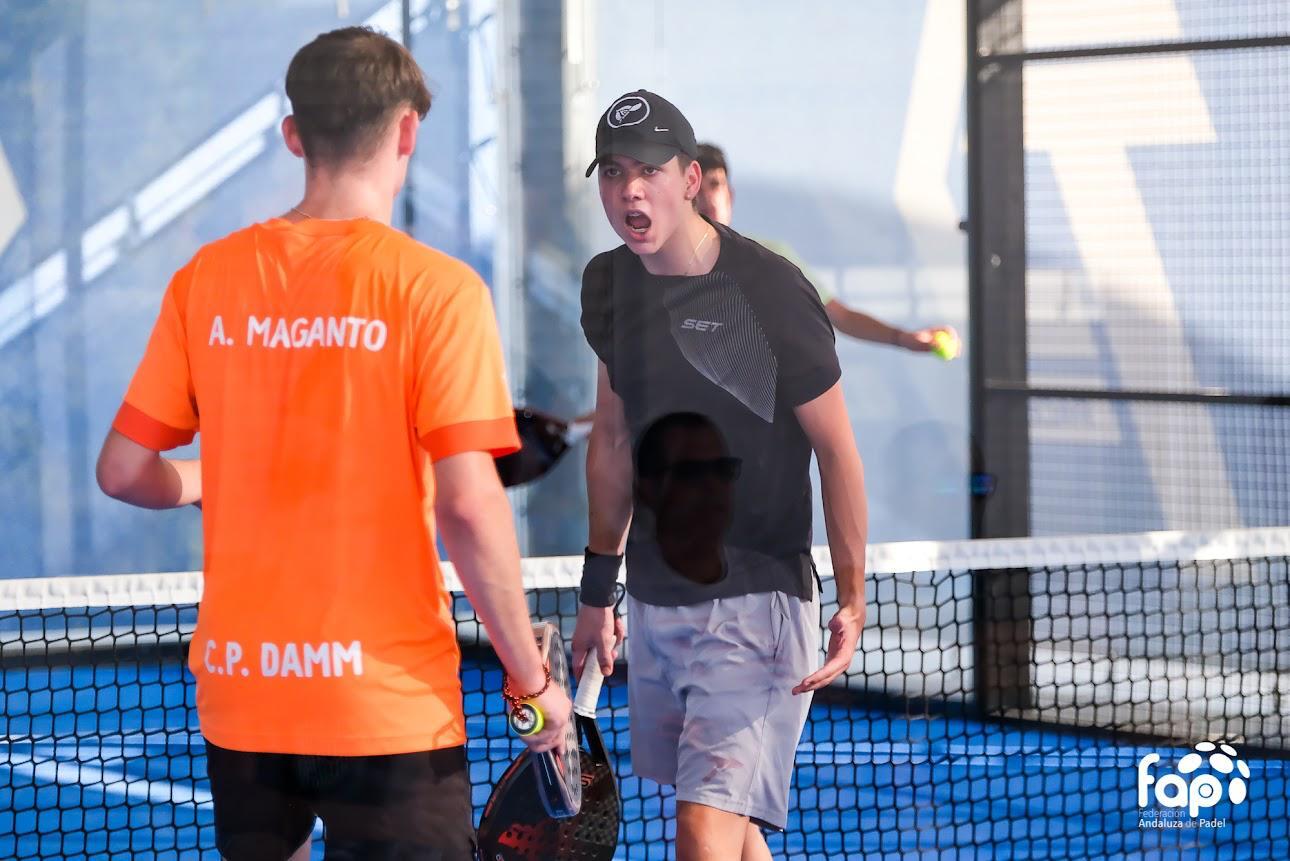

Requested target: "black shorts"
[{"left": 204, "top": 741, "right": 476, "bottom": 861}]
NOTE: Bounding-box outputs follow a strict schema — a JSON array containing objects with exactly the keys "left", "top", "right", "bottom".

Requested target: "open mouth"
[{"left": 625, "top": 210, "right": 652, "bottom": 235}]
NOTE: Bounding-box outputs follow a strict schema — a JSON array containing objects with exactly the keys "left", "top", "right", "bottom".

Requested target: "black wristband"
[{"left": 580, "top": 547, "right": 623, "bottom": 607}]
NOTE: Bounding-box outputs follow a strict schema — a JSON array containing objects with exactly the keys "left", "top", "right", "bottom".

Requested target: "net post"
[
  {"left": 967, "top": 0, "right": 1030, "bottom": 541},
  {"left": 973, "top": 566, "right": 1034, "bottom": 718}
]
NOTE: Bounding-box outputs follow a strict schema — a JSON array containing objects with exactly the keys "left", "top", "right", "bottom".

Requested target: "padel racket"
[
  {"left": 477, "top": 646, "right": 621, "bottom": 860},
  {"left": 495, "top": 407, "right": 593, "bottom": 487},
  {"left": 517, "top": 621, "right": 581, "bottom": 817}
]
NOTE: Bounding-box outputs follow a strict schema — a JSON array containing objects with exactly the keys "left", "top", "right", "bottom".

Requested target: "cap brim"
[{"left": 584, "top": 139, "right": 684, "bottom": 178}]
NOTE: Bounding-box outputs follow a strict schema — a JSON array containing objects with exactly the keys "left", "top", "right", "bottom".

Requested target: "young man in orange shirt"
[{"left": 96, "top": 27, "right": 568, "bottom": 860}]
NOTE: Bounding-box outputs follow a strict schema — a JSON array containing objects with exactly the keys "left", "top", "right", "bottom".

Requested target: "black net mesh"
[
  {"left": 980, "top": 0, "right": 1290, "bottom": 55},
  {"left": 1025, "top": 48, "right": 1290, "bottom": 400},
  {"left": 3, "top": 532, "right": 1289, "bottom": 859},
  {"left": 1030, "top": 398, "right": 1290, "bottom": 535},
  {"left": 1011, "top": 36, "right": 1290, "bottom": 536}
]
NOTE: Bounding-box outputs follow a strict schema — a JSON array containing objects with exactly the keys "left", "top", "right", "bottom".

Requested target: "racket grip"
[{"left": 574, "top": 648, "right": 606, "bottom": 718}]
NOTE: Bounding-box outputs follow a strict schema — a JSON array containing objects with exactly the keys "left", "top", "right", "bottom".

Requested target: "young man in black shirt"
[{"left": 572, "top": 90, "right": 869, "bottom": 861}]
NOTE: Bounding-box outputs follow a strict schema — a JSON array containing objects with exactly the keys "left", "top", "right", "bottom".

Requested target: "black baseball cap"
[{"left": 584, "top": 90, "right": 699, "bottom": 178}]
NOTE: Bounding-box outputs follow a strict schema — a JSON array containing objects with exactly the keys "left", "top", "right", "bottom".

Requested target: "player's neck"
[
  {"left": 289, "top": 169, "right": 396, "bottom": 226},
  {"left": 640, "top": 214, "right": 719, "bottom": 277}
]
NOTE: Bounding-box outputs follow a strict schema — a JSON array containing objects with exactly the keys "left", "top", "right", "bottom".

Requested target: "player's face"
[
  {"left": 598, "top": 155, "right": 696, "bottom": 256},
  {"left": 696, "top": 167, "right": 733, "bottom": 227}
]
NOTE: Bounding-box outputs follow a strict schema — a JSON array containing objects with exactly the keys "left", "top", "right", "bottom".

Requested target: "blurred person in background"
[{"left": 696, "top": 142, "right": 958, "bottom": 356}]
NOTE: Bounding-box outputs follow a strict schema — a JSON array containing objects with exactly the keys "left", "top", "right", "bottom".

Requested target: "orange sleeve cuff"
[
  {"left": 112, "top": 402, "right": 197, "bottom": 451},
  {"left": 420, "top": 416, "right": 520, "bottom": 462}
]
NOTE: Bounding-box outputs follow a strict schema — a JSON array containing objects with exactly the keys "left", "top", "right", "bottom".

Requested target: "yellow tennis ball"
[{"left": 931, "top": 331, "right": 959, "bottom": 361}]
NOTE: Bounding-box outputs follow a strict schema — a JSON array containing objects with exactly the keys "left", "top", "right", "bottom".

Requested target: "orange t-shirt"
[{"left": 113, "top": 218, "right": 519, "bottom": 756}]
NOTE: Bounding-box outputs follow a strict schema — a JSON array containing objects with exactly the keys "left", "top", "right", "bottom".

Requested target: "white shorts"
[{"left": 626, "top": 590, "right": 820, "bottom": 830}]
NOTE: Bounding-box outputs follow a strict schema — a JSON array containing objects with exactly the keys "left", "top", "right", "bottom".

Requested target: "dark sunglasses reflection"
[{"left": 634, "top": 413, "right": 739, "bottom": 585}]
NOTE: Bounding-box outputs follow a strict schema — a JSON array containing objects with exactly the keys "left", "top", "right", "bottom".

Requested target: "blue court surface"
[{"left": 2, "top": 656, "right": 1287, "bottom": 860}]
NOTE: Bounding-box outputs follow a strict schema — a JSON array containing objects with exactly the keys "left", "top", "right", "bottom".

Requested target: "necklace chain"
[
  {"left": 684, "top": 226, "right": 714, "bottom": 276},
  {"left": 290, "top": 204, "right": 373, "bottom": 223}
]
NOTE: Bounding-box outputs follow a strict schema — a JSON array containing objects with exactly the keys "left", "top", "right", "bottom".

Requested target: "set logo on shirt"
[
  {"left": 680, "top": 317, "right": 724, "bottom": 332},
  {"left": 207, "top": 314, "right": 388, "bottom": 351}
]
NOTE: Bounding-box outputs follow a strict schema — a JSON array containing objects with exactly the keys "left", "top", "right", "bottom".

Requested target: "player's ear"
[
  {"left": 683, "top": 158, "right": 702, "bottom": 201},
  {"left": 396, "top": 108, "right": 419, "bottom": 159},
  {"left": 281, "top": 116, "right": 305, "bottom": 159}
]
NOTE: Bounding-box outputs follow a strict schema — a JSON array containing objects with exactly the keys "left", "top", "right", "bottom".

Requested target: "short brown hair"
[
  {"left": 697, "top": 143, "right": 728, "bottom": 178},
  {"left": 285, "top": 27, "right": 432, "bottom": 166}
]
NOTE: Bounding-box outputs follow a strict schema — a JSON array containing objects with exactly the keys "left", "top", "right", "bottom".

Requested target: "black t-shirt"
[{"left": 580, "top": 221, "right": 841, "bottom": 606}]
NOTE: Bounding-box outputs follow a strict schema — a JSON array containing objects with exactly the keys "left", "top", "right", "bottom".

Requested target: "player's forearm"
[
  {"left": 825, "top": 302, "right": 906, "bottom": 347},
  {"left": 586, "top": 423, "right": 633, "bottom": 554},
  {"left": 437, "top": 488, "right": 548, "bottom": 691},
  {"left": 816, "top": 447, "right": 868, "bottom": 611},
  {"left": 97, "top": 453, "right": 201, "bottom": 509}
]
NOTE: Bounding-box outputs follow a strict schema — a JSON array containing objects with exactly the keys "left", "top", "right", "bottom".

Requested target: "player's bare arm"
[
  {"left": 96, "top": 429, "right": 201, "bottom": 509},
  {"left": 792, "top": 381, "right": 867, "bottom": 694},
  {"left": 434, "top": 449, "right": 572, "bottom": 754},
  {"left": 824, "top": 300, "right": 959, "bottom": 356},
  {"left": 573, "top": 361, "right": 630, "bottom": 679}
]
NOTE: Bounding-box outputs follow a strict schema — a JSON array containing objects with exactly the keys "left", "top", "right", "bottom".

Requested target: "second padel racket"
[{"left": 477, "top": 646, "right": 621, "bottom": 860}]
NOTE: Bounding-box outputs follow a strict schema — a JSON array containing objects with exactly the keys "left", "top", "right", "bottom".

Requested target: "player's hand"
[
  {"left": 793, "top": 602, "right": 865, "bottom": 695},
  {"left": 572, "top": 603, "right": 624, "bottom": 680},
  {"left": 906, "top": 325, "right": 959, "bottom": 356},
  {"left": 521, "top": 684, "right": 573, "bottom": 755}
]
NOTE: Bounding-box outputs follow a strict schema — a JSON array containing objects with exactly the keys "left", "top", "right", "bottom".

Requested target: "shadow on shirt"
[{"left": 633, "top": 412, "right": 742, "bottom": 586}]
